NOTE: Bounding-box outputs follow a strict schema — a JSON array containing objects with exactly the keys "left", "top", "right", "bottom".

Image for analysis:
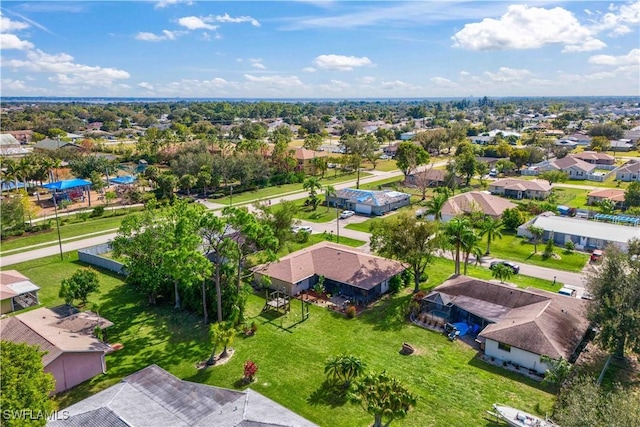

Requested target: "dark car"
[{"left": 489, "top": 260, "right": 520, "bottom": 274}]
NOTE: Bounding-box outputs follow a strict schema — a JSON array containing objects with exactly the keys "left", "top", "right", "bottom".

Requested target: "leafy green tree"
[
  {"left": 491, "top": 263, "right": 514, "bottom": 283},
  {"left": 156, "top": 172, "right": 178, "bottom": 200},
  {"left": 179, "top": 174, "right": 197, "bottom": 196},
  {"left": 501, "top": 207, "right": 526, "bottom": 231},
  {"left": 454, "top": 142, "right": 478, "bottom": 186},
  {"left": 59, "top": 268, "right": 100, "bottom": 306},
  {"left": 475, "top": 161, "right": 489, "bottom": 186},
  {"left": 443, "top": 217, "right": 474, "bottom": 275},
  {"left": 341, "top": 135, "right": 378, "bottom": 189},
  {"left": 303, "top": 133, "right": 323, "bottom": 151},
  {"left": 540, "top": 170, "right": 569, "bottom": 185},
  {"left": 590, "top": 136, "right": 611, "bottom": 152},
  {"left": 597, "top": 198, "right": 616, "bottom": 214},
  {"left": 528, "top": 225, "right": 545, "bottom": 253},
  {"left": 324, "top": 354, "right": 366, "bottom": 388},
  {"left": 207, "top": 322, "right": 235, "bottom": 365},
  {"left": 313, "top": 156, "right": 328, "bottom": 178},
  {"left": 624, "top": 181, "right": 640, "bottom": 207},
  {"left": 370, "top": 213, "right": 440, "bottom": 292},
  {"left": 540, "top": 356, "right": 572, "bottom": 388},
  {"left": 479, "top": 217, "right": 504, "bottom": 255},
  {"left": 0, "top": 341, "right": 55, "bottom": 427},
  {"left": 253, "top": 199, "right": 298, "bottom": 251},
  {"left": 200, "top": 212, "right": 234, "bottom": 323},
  {"left": 543, "top": 234, "right": 555, "bottom": 259},
  {"left": 394, "top": 142, "right": 429, "bottom": 178},
  {"left": 589, "top": 123, "right": 624, "bottom": 140},
  {"left": 303, "top": 177, "right": 323, "bottom": 210},
  {"left": 586, "top": 244, "right": 640, "bottom": 358},
  {"left": 350, "top": 371, "right": 418, "bottom": 427}
]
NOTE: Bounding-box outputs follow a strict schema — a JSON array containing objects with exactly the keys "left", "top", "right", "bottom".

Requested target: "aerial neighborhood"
[{"left": 1, "top": 97, "right": 639, "bottom": 427}]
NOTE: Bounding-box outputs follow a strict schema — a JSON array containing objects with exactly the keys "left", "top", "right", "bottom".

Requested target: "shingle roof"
[
  {"left": 587, "top": 188, "right": 626, "bottom": 202},
  {"left": 441, "top": 191, "right": 517, "bottom": 219},
  {"left": 48, "top": 408, "right": 129, "bottom": 427},
  {"left": 252, "top": 242, "right": 405, "bottom": 290},
  {"left": 427, "top": 276, "right": 590, "bottom": 359},
  {"left": 294, "top": 147, "right": 327, "bottom": 160},
  {"left": 489, "top": 178, "right": 552, "bottom": 193},
  {"left": 34, "top": 139, "right": 80, "bottom": 151},
  {"left": 617, "top": 161, "right": 640, "bottom": 174},
  {"left": 552, "top": 156, "right": 596, "bottom": 172},
  {"left": 48, "top": 364, "right": 318, "bottom": 427},
  {"left": 572, "top": 151, "right": 614, "bottom": 162}
]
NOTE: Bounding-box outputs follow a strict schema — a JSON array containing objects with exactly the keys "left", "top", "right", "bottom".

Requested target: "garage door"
[{"left": 355, "top": 204, "right": 372, "bottom": 215}]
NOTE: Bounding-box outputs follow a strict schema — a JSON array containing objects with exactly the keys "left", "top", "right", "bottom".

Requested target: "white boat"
[{"left": 489, "top": 404, "right": 559, "bottom": 427}]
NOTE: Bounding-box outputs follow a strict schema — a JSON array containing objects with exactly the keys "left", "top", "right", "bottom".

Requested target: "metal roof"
[{"left": 531, "top": 215, "right": 640, "bottom": 244}]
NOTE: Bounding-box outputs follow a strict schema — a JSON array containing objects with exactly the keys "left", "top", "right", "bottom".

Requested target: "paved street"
[{"left": 0, "top": 162, "right": 588, "bottom": 295}]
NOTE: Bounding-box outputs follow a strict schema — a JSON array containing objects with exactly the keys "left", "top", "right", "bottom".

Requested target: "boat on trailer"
[{"left": 488, "top": 404, "right": 559, "bottom": 427}]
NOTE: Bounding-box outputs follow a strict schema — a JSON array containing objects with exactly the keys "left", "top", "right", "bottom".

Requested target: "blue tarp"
[
  {"left": 452, "top": 322, "right": 470, "bottom": 336},
  {"left": 1, "top": 181, "right": 25, "bottom": 191},
  {"left": 43, "top": 179, "right": 91, "bottom": 191},
  {"left": 110, "top": 175, "right": 136, "bottom": 185}
]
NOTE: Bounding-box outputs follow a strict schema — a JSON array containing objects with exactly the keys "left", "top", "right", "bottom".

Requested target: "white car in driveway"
[
  {"left": 295, "top": 225, "right": 313, "bottom": 233},
  {"left": 339, "top": 210, "right": 355, "bottom": 219}
]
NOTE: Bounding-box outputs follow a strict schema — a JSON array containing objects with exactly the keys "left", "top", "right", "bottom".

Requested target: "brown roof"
[
  {"left": 428, "top": 276, "right": 590, "bottom": 359},
  {"left": 252, "top": 242, "right": 405, "bottom": 290},
  {"left": 441, "top": 191, "right": 517, "bottom": 219},
  {"left": 618, "top": 161, "right": 640, "bottom": 174},
  {"left": 572, "top": 151, "right": 614, "bottom": 162},
  {"left": 294, "top": 147, "right": 327, "bottom": 161},
  {"left": 588, "top": 188, "right": 626, "bottom": 202},
  {"left": 0, "top": 307, "right": 112, "bottom": 365},
  {"left": 553, "top": 156, "right": 597, "bottom": 172},
  {"left": 0, "top": 270, "right": 38, "bottom": 300},
  {"left": 490, "top": 178, "right": 552, "bottom": 192}
]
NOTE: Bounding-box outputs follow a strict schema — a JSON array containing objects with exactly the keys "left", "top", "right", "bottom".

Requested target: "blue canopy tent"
[
  {"left": 1, "top": 181, "right": 26, "bottom": 192},
  {"left": 109, "top": 175, "right": 136, "bottom": 185},
  {"left": 43, "top": 179, "right": 92, "bottom": 207}
]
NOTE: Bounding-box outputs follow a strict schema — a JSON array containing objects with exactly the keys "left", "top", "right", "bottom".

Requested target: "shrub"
[
  {"left": 345, "top": 305, "right": 357, "bottom": 318},
  {"left": 388, "top": 275, "right": 403, "bottom": 294},
  {"left": 243, "top": 360, "right": 258, "bottom": 382},
  {"left": 543, "top": 237, "right": 555, "bottom": 259},
  {"left": 565, "top": 240, "right": 575, "bottom": 253},
  {"left": 91, "top": 206, "right": 105, "bottom": 217},
  {"left": 294, "top": 230, "right": 310, "bottom": 243}
]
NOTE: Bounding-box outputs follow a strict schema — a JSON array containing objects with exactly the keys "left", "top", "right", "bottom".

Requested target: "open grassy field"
[
  {"left": 9, "top": 253, "right": 556, "bottom": 427},
  {"left": 551, "top": 187, "right": 590, "bottom": 209}
]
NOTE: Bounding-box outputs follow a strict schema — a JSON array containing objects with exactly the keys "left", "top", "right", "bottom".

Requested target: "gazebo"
[{"left": 43, "top": 178, "right": 92, "bottom": 207}]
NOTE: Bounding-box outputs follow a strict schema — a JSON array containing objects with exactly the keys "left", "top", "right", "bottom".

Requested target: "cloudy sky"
[{"left": 1, "top": 1, "right": 638, "bottom": 98}]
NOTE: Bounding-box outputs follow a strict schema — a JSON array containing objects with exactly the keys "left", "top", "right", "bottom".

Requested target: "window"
[{"left": 498, "top": 342, "right": 511, "bottom": 352}]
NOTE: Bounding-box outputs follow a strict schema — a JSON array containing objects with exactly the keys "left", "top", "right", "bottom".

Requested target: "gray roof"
[
  {"left": 34, "top": 139, "right": 80, "bottom": 151},
  {"left": 528, "top": 215, "right": 640, "bottom": 245},
  {"left": 334, "top": 188, "right": 409, "bottom": 207},
  {"left": 48, "top": 364, "right": 317, "bottom": 427}
]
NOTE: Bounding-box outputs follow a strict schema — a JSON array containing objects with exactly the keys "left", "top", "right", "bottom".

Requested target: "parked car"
[
  {"left": 380, "top": 154, "right": 391, "bottom": 160},
  {"left": 489, "top": 260, "right": 520, "bottom": 274},
  {"left": 297, "top": 225, "right": 313, "bottom": 233},
  {"left": 590, "top": 249, "right": 603, "bottom": 262},
  {"left": 558, "top": 287, "right": 577, "bottom": 297},
  {"left": 339, "top": 210, "right": 355, "bottom": 219}
]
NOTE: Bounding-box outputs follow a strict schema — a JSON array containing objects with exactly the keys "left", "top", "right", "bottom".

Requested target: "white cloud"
[
  {"left": 251, "top": 62, "right": 266, "bottom": 69},
  {"left": 138, "top": 82, "right": 154, "bottom": 90},
  {"left": 313, "top": 54, "right": 372, "bottom": 71},
  {"left": 588, "top": 48, "right": 640, "bottom": 66},
  {"left": 430, "top": 77, "right": 457, "bottom": 88},
  {"left": 214, "top": 13, "right": 260, "bottom": 27},
  {"left": 155, "top": 0, "right": 193, "bottom": 9},
  {"left": 1, "top": 79, "right": 28, "bottom": 91},
  {"left": 0, "top": 33, "right": 34, "bottom": 50},
  {"left": 0, "top": 14, "right": 30, "bottom": 33},
  {"left": 244, "top": 74, "right": 304, "bottom": 87},
  {"left": 483, "top": 67, "right": 532, "bottom": 83},
  {"left": 319, "top": 79, "right": 350, "bottom": 93},
  {"left": 358, "top": 76, "right": 376, "bottom": 84},
  {"left": 459, "top": 71, "right": 470, "bottom": 76},
  {"left": 302, "top": 67, "right": 316, "bottom": 73},
  {"left": 178, "top": 16, "right": 218, "bottom": 31},
  {"left": 562, "top": 39, "right": 607, "bottom": 53},
  {"left": 593, "top": 1, "right": 640, "bottom": 36},
  {"left": 3, "top": 49, "right": 130, "bottom": 87},
  {"left": 380, "top": 80, "right": 415, "bottom": 90},
  {"left": 452, "top": 5, "right": 598, "bottom": 51},
  {"left": 135, "top": 30, "right": 184, "bottom": 42}
]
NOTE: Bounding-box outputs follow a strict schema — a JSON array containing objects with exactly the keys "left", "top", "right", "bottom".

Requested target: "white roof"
[
  {"left": 532, "top": 215, "right": 640, "bottom": 244},
  {"left": 7, "top": 281, "right": 40, "bottom": 294}
]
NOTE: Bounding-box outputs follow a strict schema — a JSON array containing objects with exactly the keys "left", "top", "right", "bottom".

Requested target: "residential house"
[
  {"left": 0, "top": 133, "right": 29, "bottom": 157},
  {"left": 85, "top": 122, "right": 103, "bottom": 131},
  {"left": 251, "top": 242, "right": 406, "bottom": 304},
  {"left": 421, "top": 275, "right": 591, "bottom": 374},
  {"left": 609, "top": 139, "right": 635, "bottom": 152},
  {"left": 624, "top": 127, "right": 640, "bottom": 144},
  {"left": 615, "top": 160, "right": 640, "bottom": 182},
  {"left": 587, "top": 188, "right": 626, "bottom": 208},
  {"left": 327, "top": 188, "right": 410, "bottom": 216},
  {"left": 382, "top": 143, "right": 399, "bottom": 157},
  {"left": 0, "top": 270, "right": 40, "bottom": 314},
  {"left": 488, "top": 178, "right": 552, "bottom": 200},
  {"left": 572, "top": 151, "right": 615, "bottom": 165},
  {"left": 517, "top": 213, "right": 640, "bottom": 252},
  {"left": 34, "top": 138, "right": 83, "bottom": 153},
  {"left": 5, "top": 130, "right": 33, "bottom": 144},
  {"left": 406, "top": 169, "right": 461, "bottom": 188},
  {"left": 48, "top": 364, "right": 318, "bottom": 427},
  {"left": 564, "top": 133, "right": 592, "bottom": 146},
  {"left": 293, "top": 147, "right": 327, "bottom": 175},
  {"left": 440, "top": 191, "right": 517, "bottom": 221},
  {"left": 0, "top": 306, "right": 113, "bottom": 393},
  {"left": 530, "top": 156, "right": 596, "bottom": 180},
  {"left": 555, "top": 139, "right": 578, "bottom": 150}
]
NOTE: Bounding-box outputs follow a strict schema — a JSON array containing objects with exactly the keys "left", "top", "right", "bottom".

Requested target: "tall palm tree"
[
  {"left": 461, "top": 229, "right": 482, "bottom": 275},
  {"left": 443, "top": 216, "right": 474, "bottom": 275},
  {"left": 303, "top": 176, "right": 323, "bottom": 210},
  {"left": 424, "top": 191, "right": 449, "bottom": 221},
  {"left": 324, "top": 354, "right": 366, "bottom": 388},
  {"left": 1, "top": 158, "right": 19, "bottom": 192},
  {"left": 325, "top": 185, "right": 337, "bottom": 213},
  {"left": 479, "top": 217, "right": 504, "bottom": 255}
]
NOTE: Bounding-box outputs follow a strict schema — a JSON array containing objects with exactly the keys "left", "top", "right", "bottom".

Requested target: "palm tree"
[
  {"left": 424, "top": 191, "right": 449, "bottom": 221},
  {"left": 324, "top": 354, "right": 366, "bottom": 388},
  {"left": 325, "top": 185, "right": 337, "bottom": 213},
  {"left": 443, "top": 217, "right": 474, "bottom": 275},
  {"left": 303, "top": 177, "right": 323, "bottom": 210},
  {"left": 479, "top": 217, "right": 504, "bottom": 255},
  {"left": 491, "top": 263, "right": 514, "bottom": 283},
  {"left": 1, "top": 158, "right": 19, "bottom": 192},
  {"left": 528, "top": 225, "right": 545, "bottom": 253},
  {"left": 461, "top": 229, "right": 481, "bottom": 275}
]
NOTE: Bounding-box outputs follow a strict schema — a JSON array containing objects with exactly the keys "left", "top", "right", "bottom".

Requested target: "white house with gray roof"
[{"left": 327, "top": 188, "right": 410, "bottom": 216}]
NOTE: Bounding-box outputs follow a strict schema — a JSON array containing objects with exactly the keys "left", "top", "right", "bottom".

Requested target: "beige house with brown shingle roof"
[
  {"left": 293, "top": 147, "right": 327, "bottom": 175},
  {"left": 422, "top": 276, "right": 590, "bottom": 374},
  {"left": 0, "top": 306, "right": 113, "bottom": 393},
  {"left": 251, "top": 242, "right": 405, "bottom": 304},
  {"left": 587, "top": 188, "right": 626, "bottom": 208},
  {"left": 572, "top": 151, "right": 615, "bottom": 165},
  {"left": 488, "top": 178, "right": 552, "bottom": 200},
  {"left": 441, "top": 191, "right": 517, "bottom": 221}
]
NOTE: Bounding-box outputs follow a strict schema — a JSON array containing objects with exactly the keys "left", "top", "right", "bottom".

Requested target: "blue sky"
[{"left": 1, "top": 1, "right": 639, "bottom": 98}]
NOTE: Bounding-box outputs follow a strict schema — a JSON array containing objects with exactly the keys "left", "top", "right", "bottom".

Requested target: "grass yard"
[
  {"left": 483, "top": 232, "right": 589, "bottom": 273},
  {"left": 291, "top": 201, "right": 340, "bottom": 223},
  {"left": 344, "top": 204, "right": 422, "bottom": 233},
  {"left": 278, "top": 232, "right": 365, "bottom": 255},
  {"left": 7, "top": 253, "right": 555, "bottom": 427},
  {"left": 363, "top": 159, "right": 399, "bottom": 172},
  {"left": 551, "top": 187, "right": 590, "bottom": 209}
]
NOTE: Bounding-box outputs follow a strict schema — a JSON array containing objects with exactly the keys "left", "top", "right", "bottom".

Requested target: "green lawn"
[
  {"left": 0, "top": 210, "right": 141, "bottom": 254},
  {"left": 552, "top": 187, "right": 590, "bottom": 209},
  {"left": 291, "top": 201, "right": 340, "bottom": 223},
  {"left": 212, "top": 172, "right": 371, "bottom": 206},
  {"left": 8, "top": 253, "right": 555, "bottom": 427},
  {"left": 344, "top": 205, "right": 420, "bottom": 233},
  {"left": 483, "top": 232, "right": 589, "bottom": 273},
  {"left": 364, "top": 159, "right": 399, "bottom": 172}
]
